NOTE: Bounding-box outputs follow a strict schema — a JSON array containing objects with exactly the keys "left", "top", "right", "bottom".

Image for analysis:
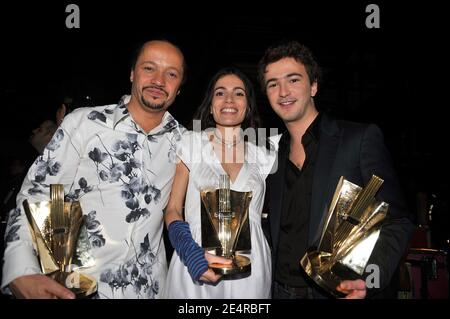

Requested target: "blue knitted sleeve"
[{"left": 168, "top": 220, "right": 209, "bottom": 281}]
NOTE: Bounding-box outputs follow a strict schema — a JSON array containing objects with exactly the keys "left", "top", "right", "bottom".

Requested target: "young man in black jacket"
[{"left": 258, "top": 41, "right": 415, "bottom": 299}]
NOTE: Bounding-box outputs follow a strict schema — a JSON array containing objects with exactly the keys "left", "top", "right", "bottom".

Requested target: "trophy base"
[
  {"left": 301, "top": 251, "right": 360, "bottom": 298},
  {"left": 50, "top": 271, "right": 98, "bottom": 298},
  {"left": 210, "top": 254, "right": 251, "bottom": 276}
]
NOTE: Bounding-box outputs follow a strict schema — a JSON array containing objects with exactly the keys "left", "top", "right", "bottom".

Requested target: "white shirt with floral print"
[{"left": 2, "top": 95, "right": 184, "bottom": 299}]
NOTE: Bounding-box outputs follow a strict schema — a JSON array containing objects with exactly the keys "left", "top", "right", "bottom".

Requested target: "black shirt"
[{"left": 275, "top": 114, "right": 321, "bottom": 287}]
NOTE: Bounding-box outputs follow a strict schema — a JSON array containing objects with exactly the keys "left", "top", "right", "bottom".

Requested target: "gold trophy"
[
  {"left": 200, "top": 174, "right": 253, "bottom": 275},
  {"left": 23, "top": 184, "right": 97, "bottom": 297},
  {"left": 300, "top": 175, "right": 389, "bottom": 297}
]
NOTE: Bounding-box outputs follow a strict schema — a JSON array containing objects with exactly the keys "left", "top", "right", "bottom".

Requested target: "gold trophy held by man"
[{"left": 23, "top": 184, "right": 97, "bottom": 297}]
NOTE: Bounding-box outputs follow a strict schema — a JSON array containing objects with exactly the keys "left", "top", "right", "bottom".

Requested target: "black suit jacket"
[{"left": 267, "top": 113, "right": 415, "bottom": 297}]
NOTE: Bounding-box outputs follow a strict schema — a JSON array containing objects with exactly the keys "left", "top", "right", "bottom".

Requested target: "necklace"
[{"left": 213, "top": 130, "right": 242, "bottom": 149}]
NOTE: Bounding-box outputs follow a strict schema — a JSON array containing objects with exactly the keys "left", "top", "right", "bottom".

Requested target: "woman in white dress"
[{"left": 163, "top": 67, "right": 276, "bottom": 298}]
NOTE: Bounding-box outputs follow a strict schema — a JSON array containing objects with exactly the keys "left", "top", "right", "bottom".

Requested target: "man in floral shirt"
[{"left": 2, "top": 40, "right": 186, "bottom": 299}]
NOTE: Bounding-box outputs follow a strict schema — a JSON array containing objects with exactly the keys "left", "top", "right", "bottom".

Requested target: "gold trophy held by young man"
[{"left": 301, "top": 175, "right": 389, "bottom": 297}]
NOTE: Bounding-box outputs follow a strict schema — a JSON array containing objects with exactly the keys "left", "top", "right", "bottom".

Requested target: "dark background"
[{"left": 0, "top": 1, "right": 448, "bottom": 249}]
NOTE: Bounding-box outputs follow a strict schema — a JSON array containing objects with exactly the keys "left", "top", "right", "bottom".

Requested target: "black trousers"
[{"left": 272, "top": 281, "right": 314, "bottom": 299}]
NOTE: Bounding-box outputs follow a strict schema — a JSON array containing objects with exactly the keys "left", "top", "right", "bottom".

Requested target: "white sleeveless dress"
[{"left": 163, "top": 131, "right": 277, "bottom": 299}]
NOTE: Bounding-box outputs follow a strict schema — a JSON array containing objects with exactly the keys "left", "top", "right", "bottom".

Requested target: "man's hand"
[
  {"left": 336, "top": 279, "right": 367, "bottom": 299},
  {"left": 199, "top": 252, "right": 233, "bottom": 283},
  {"left": 10, "top": 274, "right": 76, "bottom": 299}
]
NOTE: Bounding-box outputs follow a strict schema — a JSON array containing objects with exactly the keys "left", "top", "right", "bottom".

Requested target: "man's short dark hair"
[{"left": 257, "top": 40, "right": 321, "bottom": 92}]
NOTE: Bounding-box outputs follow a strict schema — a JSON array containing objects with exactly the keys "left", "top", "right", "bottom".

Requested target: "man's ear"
[
  {"left": 130, "top": 70, "right": 134, "bottom": 83},
  {"left": 177, "top": 90, "right": 180, "bottom": 95},
  {"left": 311, "top": 81, "right": 318, "bottom": 97}
]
